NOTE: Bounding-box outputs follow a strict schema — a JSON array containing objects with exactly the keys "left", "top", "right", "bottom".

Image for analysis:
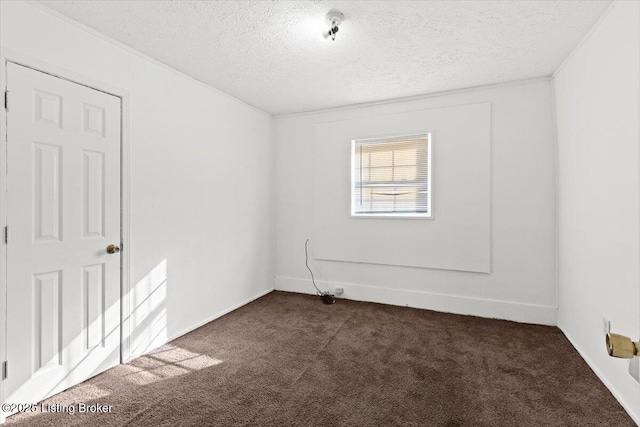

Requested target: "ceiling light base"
[{"left": 325, "top": 11, "right": 344, "bottom": 27}]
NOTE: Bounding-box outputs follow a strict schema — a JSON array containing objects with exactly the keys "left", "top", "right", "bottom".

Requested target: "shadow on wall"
[{"left": 130, "top": 259, "right": 169, "bottom": 357}]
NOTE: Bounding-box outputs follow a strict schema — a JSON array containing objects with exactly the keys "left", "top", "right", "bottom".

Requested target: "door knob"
[
  {"left": 106, "top": 244, "right": 121, "bottom": 254},
  {"left": 606, "top": 333, "right": 640, "bottom": 359}
]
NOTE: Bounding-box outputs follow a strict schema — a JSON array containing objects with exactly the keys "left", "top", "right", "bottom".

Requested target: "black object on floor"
[{"left": 320, "top": 293, "right": 335, "bottom": 305}]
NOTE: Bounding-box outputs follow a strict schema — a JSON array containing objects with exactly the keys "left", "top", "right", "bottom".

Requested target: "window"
[{"left": 351, "top": 134, "right": 432, "bottom": 218}]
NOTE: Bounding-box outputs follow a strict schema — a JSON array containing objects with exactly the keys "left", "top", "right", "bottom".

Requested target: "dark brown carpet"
[{"left": 8, "top": 291, "right": 635, "bottom": 426}]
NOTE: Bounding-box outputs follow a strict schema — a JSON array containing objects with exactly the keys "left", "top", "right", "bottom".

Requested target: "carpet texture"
[{"left": 7, "top": 291, "right": 635, "bottom": 426}]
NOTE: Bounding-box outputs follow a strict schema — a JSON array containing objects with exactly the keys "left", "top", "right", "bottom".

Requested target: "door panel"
[
  {"left": 33, "top": 142, "right": 62, "bottom": 242},
  {"left": 32, "top": 270, "right": 62, "bottom": 371},
  {"left": 5, "top": 62, "right": 121, "bottom": 407},
  {"left": 82, "top": 150, "right": 106, "bottom": 239},
  {"left": 82, "top": 263, "right": 105, "bottom": 350}
]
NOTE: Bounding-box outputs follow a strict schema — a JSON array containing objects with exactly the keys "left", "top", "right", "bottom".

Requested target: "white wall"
[
  {"left": 554, "top": 1, "right": 640, "bottom": 422},
  {"left": 0, "top": 1, "right": 275, "bottom": 359},
  {"left": 275, "top": 79, "right": 558, "bottom": 325},
  {"left": 312, "top": 102, "right": 491, "bottom": 273}
]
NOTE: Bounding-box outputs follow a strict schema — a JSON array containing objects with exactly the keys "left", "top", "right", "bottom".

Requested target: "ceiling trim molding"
[
  {"left": 23, "top": 0, "right": 272, "bottom": 117},
  {"left": 274, "top": 76, "right": 552, "bottom": 119},
  {"left": 552, "top": 1, "right": 618, "bottom": 79}
]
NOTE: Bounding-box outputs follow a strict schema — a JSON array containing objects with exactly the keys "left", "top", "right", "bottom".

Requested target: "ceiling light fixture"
[{"left": 325, "top": 11, "right": 344, "bottom": 41}]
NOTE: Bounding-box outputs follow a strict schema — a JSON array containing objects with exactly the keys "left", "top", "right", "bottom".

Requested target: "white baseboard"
[
  {"left": 560, "top": 329, "right": 640, "bottom": 426},
  {"left": 168, "top": 287, "right": 274, "bottom": 343},
  {"left": 126, "top": 287, "right": 274, "bottom": 362},
  {"left": 275, "top": 276, "right": 557, "bottom": 326}
]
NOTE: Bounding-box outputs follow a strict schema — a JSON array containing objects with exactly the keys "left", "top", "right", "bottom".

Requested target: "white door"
[{"left": 5, "top": 63, "right": 121, "bottom": 407}]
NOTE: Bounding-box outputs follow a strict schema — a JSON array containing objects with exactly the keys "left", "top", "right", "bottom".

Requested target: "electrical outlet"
[
  {"left": 335, "top": 287, "right": 344, "bottom": 296},
  {"left": 602, "top": 318, "right": 611, "bottom": 335},
  {"left": 629, "top": 356, "right": 640, "bottom": 383}
]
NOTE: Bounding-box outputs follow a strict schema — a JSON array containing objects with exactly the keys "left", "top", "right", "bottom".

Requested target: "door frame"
[{"left": 0, "top": 48, "right": 132, "bottom": 422}]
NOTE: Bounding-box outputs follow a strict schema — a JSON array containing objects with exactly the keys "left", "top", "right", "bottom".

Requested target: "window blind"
[{"left": 352, "top": 135, "right": 431, "bottom": 216}]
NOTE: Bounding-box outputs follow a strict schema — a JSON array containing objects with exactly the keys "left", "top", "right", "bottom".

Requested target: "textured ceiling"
[{"left": 37, "top": 0, "right": 612, "bottom": 115}]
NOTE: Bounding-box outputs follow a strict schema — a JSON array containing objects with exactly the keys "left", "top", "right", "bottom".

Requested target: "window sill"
[{"left": 350, "top": 214, "right": 434, "bottom": 220}]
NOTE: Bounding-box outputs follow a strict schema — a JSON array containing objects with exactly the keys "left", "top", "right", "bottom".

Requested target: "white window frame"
[{"left": 350, "top": 133, "right": 434, "bottom": 219}]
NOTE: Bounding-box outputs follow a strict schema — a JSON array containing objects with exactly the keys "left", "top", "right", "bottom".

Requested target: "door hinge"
[
  {"left": 3, "top": 90, "right": 7, "bottom": 111},
  {"left": 3, "top": 226, "right": 7, "bottom": 244},
  {"left": 2, "top": 361, "right": 7, "bottom": 380}
]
